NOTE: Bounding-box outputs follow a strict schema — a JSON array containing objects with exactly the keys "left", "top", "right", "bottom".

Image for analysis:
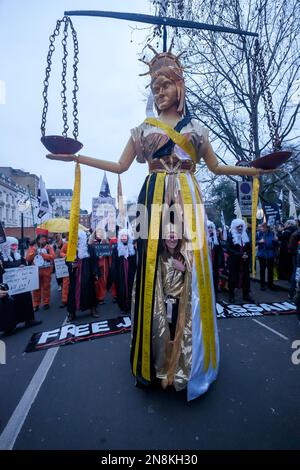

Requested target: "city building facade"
[
  {"left": 0, "top": 168, "right": 90, "bottom": 234},
  {"left": 79, "top": 210, "right": 91, "bottom": 229},
  {"left": 0, "top": 172, "right": 37, "bottom": 228},
  {"left": 0, "top": 167, "right": 39, "bottom": 197},
  {"left": 91, "top": 173, "right": 116, "bottom": 231},
  {"left": 47, "top": 189, "right": 73, "bottom": 218}
]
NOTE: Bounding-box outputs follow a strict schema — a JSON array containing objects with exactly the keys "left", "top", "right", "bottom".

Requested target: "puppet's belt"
[{"left": 148, "top": 156, "right": 195, "bottom": 174}]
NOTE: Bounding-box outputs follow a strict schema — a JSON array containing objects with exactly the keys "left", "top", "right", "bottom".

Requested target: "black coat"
[
  {"left": 210, "top": 243, "right": 224, "bottom": 273},
  {"left": 108, "top": 246, "right": 137, "bottom": 313},
  {"left": 0, "top": 254, "right": 34, "bottom": 331},
  {"left": 0, "top": 260, "right": 15, "bottom": 331},
  {"left": 227, "top": 233, "right": 251, "bottom": 290},
  {"left": 88, "top": 241, "right": 103, "bottom": 277},
  {"left": 278, "top": 226, "right": 297, "bottom": 280},
  {"left": 67, "top": 255, "right": 97, "bottom": 315}
]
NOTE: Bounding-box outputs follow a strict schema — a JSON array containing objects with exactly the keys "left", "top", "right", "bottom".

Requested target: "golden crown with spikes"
[{"left": 139, "top": 43, "right": 186, "bottom": 83}]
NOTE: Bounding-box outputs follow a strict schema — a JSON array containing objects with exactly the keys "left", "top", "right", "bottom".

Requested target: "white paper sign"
[
  {"left": 3, "top": 266, "right": 39, "bottom": 295},
  {"left": 54, "top": 258, "right": 69, "bottom": 279},
  {"left": 34, "top": 254, "right": 44, "bottom": 267}
]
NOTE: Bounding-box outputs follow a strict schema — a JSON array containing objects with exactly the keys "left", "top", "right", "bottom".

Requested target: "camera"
[{"left": 0, "top": 283, "right": 9, "bottom": 291}]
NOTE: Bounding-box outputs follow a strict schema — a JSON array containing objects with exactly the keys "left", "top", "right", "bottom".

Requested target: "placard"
[
  {"left": 94, "top": 243, "right": 112, "bottom": 257},
  {"left": 262, "top": 201, "right": 281, "bottom": 224},
  {"left": 54, "top": 258, "right": 69, "bottom": 278},
  {"left": 3, "top": 266, "right": 39, "bottom": 295}
]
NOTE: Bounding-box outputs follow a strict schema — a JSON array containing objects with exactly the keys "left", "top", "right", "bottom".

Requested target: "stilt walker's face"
[
  {"left": 152, "top": 76, "right": 178, "bottom": 112},
  {"left": 165, "top": 232, "right": 179, "bottom": 251}
]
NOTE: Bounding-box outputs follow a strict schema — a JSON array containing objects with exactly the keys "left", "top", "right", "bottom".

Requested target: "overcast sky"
[{"left": 0, "top": 0, "right": 155, "bottom": 210}]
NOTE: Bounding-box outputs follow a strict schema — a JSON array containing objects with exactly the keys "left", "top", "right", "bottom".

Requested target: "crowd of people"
[
  {"left": 0, "top": 227, "right": 138, "bottom": 334},
  {"left": 207, "top": 217, "right": 300, "bottom": 302},
  {"left": 0, "top": 236, "right": 42, "bottom": 334},
  {"left": 1, "top": 216, "right": 300, "bottom": 336}
]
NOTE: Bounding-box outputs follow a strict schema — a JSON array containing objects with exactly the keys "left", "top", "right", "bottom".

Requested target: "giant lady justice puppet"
[{"left": 47, "top": 48, "right": 272, "bottom": 401}]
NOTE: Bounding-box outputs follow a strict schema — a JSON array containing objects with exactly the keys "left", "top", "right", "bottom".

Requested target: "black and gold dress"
[{"left": 130, "top": 116, "right": 219, "bottom": 401}]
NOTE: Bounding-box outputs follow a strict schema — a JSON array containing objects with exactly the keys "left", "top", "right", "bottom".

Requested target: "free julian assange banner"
[
  {"left": 25, "top": 315, "right": 131, "bottom": 353},
  {"left": 25, "top": 301, "right": 297, "bottom": 353}
]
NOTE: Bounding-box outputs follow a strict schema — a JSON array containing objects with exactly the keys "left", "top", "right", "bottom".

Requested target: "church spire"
[{"left": 99, "top": 172, "right": 111, "bottom": 198}]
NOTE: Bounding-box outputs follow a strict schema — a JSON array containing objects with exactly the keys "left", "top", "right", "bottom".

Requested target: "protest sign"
[
  {"left": 54, "top": 258, "right": 69, "bottom": 278},
  {"left": 3, "top": 266, "right": 39, "bottom": 295}
]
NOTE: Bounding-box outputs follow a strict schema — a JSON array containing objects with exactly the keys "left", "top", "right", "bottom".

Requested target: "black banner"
[
  {"left": 25, "top": 301, "right": 297, "bottom": 353},
  {"left": 25, "top": 315, "right": 131, "bottom": 353},
  {"left": 94, "top": 242, "right": 117, "bottom": 257},
  {"left": 0, "top": 221, "right": 6, "bottom": 244},
  {"left": 262, "top": 201, "right": 281, "bottom": 224},
  {"left": 216, "top": 300, "right": 297, "bottom": 318}
]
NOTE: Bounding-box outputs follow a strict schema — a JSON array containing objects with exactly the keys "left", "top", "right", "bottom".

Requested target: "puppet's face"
[
  {"left": 152, "top": 75, "right": 178, "bottom": 112},
  {"left": 11, "top": 243, "right": 18, "bottom": 252}
]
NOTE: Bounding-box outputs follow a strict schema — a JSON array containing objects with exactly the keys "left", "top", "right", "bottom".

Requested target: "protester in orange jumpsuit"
[
  {"left": 26, "top": 233, "right": 55, "bottom": 311},
  {"left": 58, "top": 241, "right": 70, "bottom": 308}
]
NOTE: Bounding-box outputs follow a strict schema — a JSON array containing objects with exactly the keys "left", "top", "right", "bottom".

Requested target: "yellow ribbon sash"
[
  {"left": 66, "top": 163, "right": 81, "bottom": 262},
  {"left": 144, "top": 117, "right": 197, "bottom": 164},
  {"left": 132, "top": 173, "right": 165, "bottom": 381},
  {"left": 180, "top": 173, "right": 217, "bottom": 371},
  {"left": 251, "top": 176, "right": 260, "bottom": 277},
  {"left": 132, "top": 177, "right": 151, "bottom": 377}
]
